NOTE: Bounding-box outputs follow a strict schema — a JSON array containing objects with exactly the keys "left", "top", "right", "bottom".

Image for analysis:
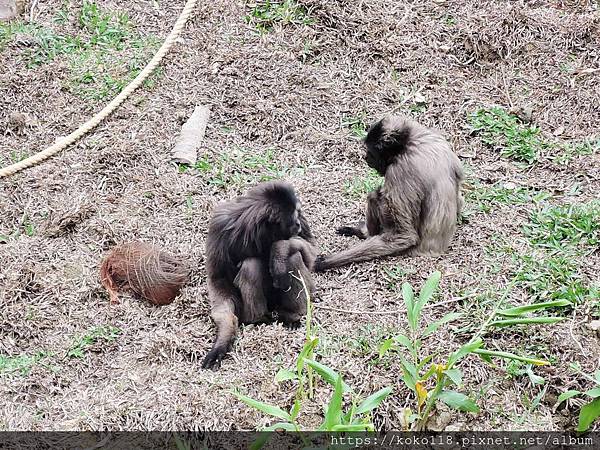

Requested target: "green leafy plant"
[
  {"left": 556, "top": 363, "right": 600, "bottom": 432},
  {"left": 379, "top": 271, "right": 477, "bottom": 430},
  {"left": 513, "top": 253, "right": 597, "bottom": 306},
  {"left": 549, "top": 137, "right": 598, "bottom": 166},
  {"left": 380, "top": 272, "right": 552, "bottom": 430},
  {"left": 232, "top": 277, "right": 392, "bottom": 446},
  {"left": 79, "top": 0, "right": 131, "bottom": 48}
]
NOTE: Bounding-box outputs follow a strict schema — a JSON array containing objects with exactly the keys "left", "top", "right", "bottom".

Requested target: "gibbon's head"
[
  {"left": 245, "top": 181, "right": 303, "bottom": 239},
  {"left": 363, "top": 116, "right": 413, "bottom": 176}
]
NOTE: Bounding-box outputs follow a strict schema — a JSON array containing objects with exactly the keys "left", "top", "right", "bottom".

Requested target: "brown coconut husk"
[{"left": 99, "top": 241, "right": 190, "bottom": 306}]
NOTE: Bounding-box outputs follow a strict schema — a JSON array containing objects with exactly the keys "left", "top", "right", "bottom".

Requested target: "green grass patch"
[
  {"left": 550, "top": 138, "right": 599, "bottom": 166},
  {"left": 514, "top": 254, "right": 597, "bottom": 305},
  {"left": 464, "top": 180, "right": 550, "bottom": 214},
  {"left": 469, "top": 107, "right": 546, "bottom": 164},
  {"left": 344, "top": 169, "right": 383, "bottom": 199},
  {"left": 78, "top": 0, "right": 131, "bottom": 48},
  {"left": 0, "top": 2, "right": 162, "bottom": 101},
  {"left": 191, "top": 147, "right": 286, "bottom": 187},
  {"left": 245, "top": 0, "right": 313, "bottom": 33},
  {"left": 66, "top": 36, "right": 162, "bottom": 100},
  {"left": 0, "top": 22, "right": 82, "bottom": 64},
  {"left": 0, "top": 352, "right": 47, "bottom": 376},
  {"left": 469, "top": 107, "right": 598, "bottom": 166},
  {"left": 341, "top": 114, "right": 368, "bottom": 140},
  {"left": 524, "top": 201, "right": 599, "bottom": 253},
  {"left": 68, "top": 325, "right": 121, "bottom": 358}
]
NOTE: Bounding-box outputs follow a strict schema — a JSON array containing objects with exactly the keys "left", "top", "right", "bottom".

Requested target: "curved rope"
[{"left": 0, "top": 0, "right": 198, "bottom": 178}]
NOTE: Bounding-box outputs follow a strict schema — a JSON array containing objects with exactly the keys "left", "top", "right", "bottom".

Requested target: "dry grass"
[{"left": 1, "top": 0, "right": 599, "bottom": 431}]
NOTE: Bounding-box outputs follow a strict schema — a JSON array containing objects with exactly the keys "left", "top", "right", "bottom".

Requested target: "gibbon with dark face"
[
  {"left": 314, "top": 115, "right": 463, "bottom": 271},
  {"left": 202, "top": 181, "right": 316, "bottom": 370}
]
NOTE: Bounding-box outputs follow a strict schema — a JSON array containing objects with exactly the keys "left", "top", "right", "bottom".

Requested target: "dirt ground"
[{"left": 1, "top": 0, "right": 599, "bottom": 432}]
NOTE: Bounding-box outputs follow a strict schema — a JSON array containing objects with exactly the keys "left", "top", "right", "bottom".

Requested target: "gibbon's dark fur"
[
  {"left": 315, "top": 115, "right": 463, "bottom": 271},
  {"left": 202, "top": 181, "right": 316, "bottom": 370}
]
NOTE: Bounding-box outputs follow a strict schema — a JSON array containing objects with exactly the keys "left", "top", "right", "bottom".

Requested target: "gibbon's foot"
[{"left": 201, "top": 346, "right": 227, "bottom": 370}]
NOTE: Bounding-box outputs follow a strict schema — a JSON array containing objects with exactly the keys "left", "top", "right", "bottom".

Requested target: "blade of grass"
[{"left": 473, "top": 349, "right": 549, "bottom": 366}]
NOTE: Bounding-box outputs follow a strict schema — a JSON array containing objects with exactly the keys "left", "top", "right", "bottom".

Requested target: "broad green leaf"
[
  {"left": 402, "top": 283, "right": 416, "bottom": 331},
  {"left": 290, "top": 399, "right": 301, "bottom": 421},
  {"left": 400, "top": 357, "right": 418, "bottom": 381},
  {"left": 416, "top": 271, "right": 441, "bottom": 313},
  {"left": 525, "top": 366, "right": 545, "bottom": 386},
  {"left": 477, "top": 352, "right": 493, "bottom": 364},
  {"left": 332, "top": 423, "right": 374, "bottom": 431},
  {"left": 423, "top": 312, "right": 462, "bottom": 337},
  {"left": 296, "top": 337, "right": 319, "bottom": 373},
  {"left": 497, "top": 300, "right": 572, "bottom": 317},
  {"left": 584, "top": 387, "right": 600, "bottom": 398},
  {"left": 557, "top": 390, "right": 581, "bottom": 405},
  {"left": 578, "top": 398, "right": 600, "bottom": 432},
  {"left": 401, "top": 373, "right": 416, "bottom": 391},
  {"left": 399, "top": 357, "right": 418, "bottom": 390},
  {"left": 438, "top": 391, "right": 480, "bottom": 413},
  {"left": 378, "top": 338, "right": 395, "bottom": 357},
  {"left": 445, "top": 368, "right": 463, "bottom": 386},
  {"left": 355, "top": 387, "right": 393, "bottom": 415},
  {"left": 304, "top": 359, "right": 351, "bottom": 393},
  {"left": 275, "top": 368, "right": 297, "bottom": 383},
  {"left": 323, "top": 375, "right": 344, "bottom": 430},
  {"left": 421, "top": 364, "right": 437, "bottom": 381},
  {"left": 417, "top": 353, "right": 435, "bottom": 370},
  {"left": 231, "top": 392, "right": 291, "bottom": 421},
  {"left": 393, "top": 334, "right": 414, "bottom": 353},
  {"left": 490, "top": 317, "right": 564, "bottom": 327},
  {"left": 447, "top": 339, "right": 483, "bottom": 367},
  {"left": 473, "top": 349, "right": 549, "bottom": 366},
  {"left": 594, "top": 370, "right": 600, "bottom": 384}
]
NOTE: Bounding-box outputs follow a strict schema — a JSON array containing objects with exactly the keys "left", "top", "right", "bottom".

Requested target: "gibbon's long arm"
[{"left": 314, "top": 230, "right": 418, "bottom": 271}]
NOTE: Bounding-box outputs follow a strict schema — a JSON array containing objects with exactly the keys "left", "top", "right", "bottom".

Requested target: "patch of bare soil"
[{"left": 1, "top": 0, "right": 599, "bottom": 431}]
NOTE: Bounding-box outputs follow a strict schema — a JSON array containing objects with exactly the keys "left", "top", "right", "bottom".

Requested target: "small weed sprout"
[
  {"left": 341, "top": 114, "right": 368, "bottom": 140},
  {"left": 192, "top": 147, "right": 286, "bottom": 188},
  {"left": 67, "top": 326, "right": 121, "bottom": 358},
  {"left": 463, "top": 179, "right": 550, "bottom": 215}
]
